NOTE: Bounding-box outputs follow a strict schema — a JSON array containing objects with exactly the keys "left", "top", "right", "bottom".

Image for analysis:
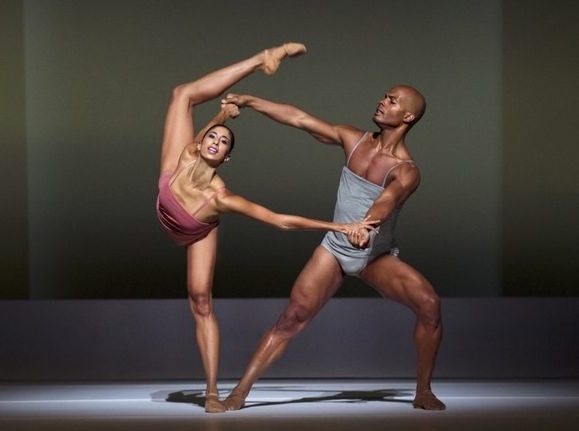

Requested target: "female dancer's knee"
[
  {"left": 189, "top": 291, "right": 213, "bottom": 317},
  {"left": 171, "top": 83, "right": 202, "bottom": 107}
]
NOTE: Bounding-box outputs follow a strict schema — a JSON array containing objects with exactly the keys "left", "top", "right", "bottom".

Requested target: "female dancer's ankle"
[
  {"left": 205, "top": 392, "right": 226, "bottom": 413},
  {"left": 260, "top": 42, "right": 306, "bottom": 75}
]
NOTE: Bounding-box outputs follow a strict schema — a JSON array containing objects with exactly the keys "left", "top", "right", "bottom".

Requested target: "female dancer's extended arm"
[{"left": 215, "top": 190, "right": 378, "bottom": 236}]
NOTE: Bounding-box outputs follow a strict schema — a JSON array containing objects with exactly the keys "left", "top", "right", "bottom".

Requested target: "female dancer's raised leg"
[{"left": 159, "top": 43, "right": 306, "bottom": 174}]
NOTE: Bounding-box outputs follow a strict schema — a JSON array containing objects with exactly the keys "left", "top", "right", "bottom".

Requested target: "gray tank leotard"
[{"left": 320, "top": 132, "right": 414, "bottom": 276}]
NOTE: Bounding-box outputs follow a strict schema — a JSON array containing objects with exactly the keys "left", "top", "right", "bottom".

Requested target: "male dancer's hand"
[
  {"left": 221, "top": 93, "right": 252, "bottom": 108},
  {"left": 347, "top": 226, "right": 371, "bottom": 249}
]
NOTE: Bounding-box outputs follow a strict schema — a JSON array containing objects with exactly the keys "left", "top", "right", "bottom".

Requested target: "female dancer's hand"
[
  {"left": 343, "top": 217, "right": 379, "bottom": 249},
  {"left": 221, "top": 102, "right": 240, "bottom": 119}
]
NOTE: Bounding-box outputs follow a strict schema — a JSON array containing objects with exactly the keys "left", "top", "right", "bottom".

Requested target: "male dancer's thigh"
[
  {"left": 287, "top": 246, "right": 343, "bottom": 317},
  {"left": 360, "top": 254, "right": 436, "bottom": 312}
]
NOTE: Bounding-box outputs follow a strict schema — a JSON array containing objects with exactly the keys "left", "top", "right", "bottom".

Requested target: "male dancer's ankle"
[
  {"left": 412, "top": 390, "right": 446, "bottom": 411},
  {"left": 223, "top": 388, "right": 247, "bottom": 411}
]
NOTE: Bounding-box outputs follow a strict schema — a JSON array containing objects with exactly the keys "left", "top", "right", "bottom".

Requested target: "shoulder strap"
[
  {"left": 381, "top": 160, "right": 415, "bottom": 187},
  {"left": 346, "top": 132, "right": 368, "bottom": 167}
]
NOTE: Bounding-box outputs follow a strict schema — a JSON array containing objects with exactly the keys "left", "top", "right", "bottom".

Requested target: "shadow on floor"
[{"left": 160, "top": 386, "right": 414, "bottom": 410}]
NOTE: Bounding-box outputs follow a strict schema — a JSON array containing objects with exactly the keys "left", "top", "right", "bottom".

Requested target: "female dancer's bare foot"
[
  {"left": 223, "top": 389, "right": 246, "bottom": 411},
  {"left": 205, "top": 393, "right": 226, "bottom": 413},
  {"left": 261, "top": 42, "right": 307, "bottom": 75},
  {"left": 412, "top": 390, "right": 446, "bottom": 410}
]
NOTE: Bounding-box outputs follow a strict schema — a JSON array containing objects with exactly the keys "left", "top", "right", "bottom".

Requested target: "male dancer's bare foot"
[
  {"left": 261, "top": 42, "right": 307, "bottom": 75},
  {"left": 204, "top": 393, "right": 226, "bottom": 413},
  {"left": 223, "top": 389, "right": 246, "bottom": 411},
  {"left": 412, "top": 390, "right": 446, "bottom": 410}
]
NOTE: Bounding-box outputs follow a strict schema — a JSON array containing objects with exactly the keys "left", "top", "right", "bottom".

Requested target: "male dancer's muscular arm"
[
  {"left": 365, "top": 163, "right": 420, "bottom": 224},
  {"left": 224, "top": 93, "right": 371, "bottom": 249},
  {"left": 222, "top": 93, "right": 355, "bottom": 146},
  {"left": 349, "top": 164, "right": 420, "bottom": 249}
]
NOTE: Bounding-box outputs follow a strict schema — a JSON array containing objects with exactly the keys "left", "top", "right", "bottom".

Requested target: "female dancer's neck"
[{"left": 187, "top": 156, "right": 216, "bottom": 189}]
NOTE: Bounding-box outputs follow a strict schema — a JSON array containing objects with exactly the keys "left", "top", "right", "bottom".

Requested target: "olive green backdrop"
[{"left": 1, "top": 0, "right": 577, "bottom": 299}]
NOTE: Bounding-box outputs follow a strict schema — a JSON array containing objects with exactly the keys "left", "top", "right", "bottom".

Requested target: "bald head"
[{"left": 393, "top": 85, "right": 427, "bottom": 125}]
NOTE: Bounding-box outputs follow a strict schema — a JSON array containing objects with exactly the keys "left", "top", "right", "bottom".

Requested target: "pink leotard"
[{"left": 156, "top": 173, "right": 220, "bottom": 247}]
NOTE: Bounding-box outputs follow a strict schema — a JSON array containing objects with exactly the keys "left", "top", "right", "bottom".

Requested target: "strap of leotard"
[
  {"left": 381, "top": 160, "right": 415, "bottom": 187},
  {"left": 345, "top": 132, "right": 369, "bottom": 168},
  {"left": 191, "top": 189, "right": 223, "bottom": 217}
]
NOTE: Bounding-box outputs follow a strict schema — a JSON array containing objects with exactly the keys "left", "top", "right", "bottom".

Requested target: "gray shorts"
[{"left": 321, "top": 236, "right": 399, "bottom": 277}]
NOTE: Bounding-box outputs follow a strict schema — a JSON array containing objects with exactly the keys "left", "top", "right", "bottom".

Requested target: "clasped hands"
[{"left": 346, "top": 216, "right": 380, "bottom": 249}]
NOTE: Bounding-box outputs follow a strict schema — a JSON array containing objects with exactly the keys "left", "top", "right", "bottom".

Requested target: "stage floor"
[{"left": 1, "top": 379, "right": 578, "bottom": 430}]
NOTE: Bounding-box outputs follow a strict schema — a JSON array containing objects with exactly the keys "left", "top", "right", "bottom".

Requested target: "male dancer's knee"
[
  {"left": 273, "top": 302, "right": 312, "bottom": 336},
  {"left": 416, "top": 289, "right": 441, "bottom": 328}
]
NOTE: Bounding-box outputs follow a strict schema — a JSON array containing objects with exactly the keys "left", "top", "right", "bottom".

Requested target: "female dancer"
[{"left": 156, "top": 43, "right": 375, "bottom": 413}]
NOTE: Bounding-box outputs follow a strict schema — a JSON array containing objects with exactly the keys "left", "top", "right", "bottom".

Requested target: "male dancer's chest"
[{"left": 348, "top": 143, "right": 404, "bottom": 187}]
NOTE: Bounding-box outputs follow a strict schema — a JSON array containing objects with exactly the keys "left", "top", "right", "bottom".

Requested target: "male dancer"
[{"left": 221, "top": 84, "right": 445, "bottom": 410}]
